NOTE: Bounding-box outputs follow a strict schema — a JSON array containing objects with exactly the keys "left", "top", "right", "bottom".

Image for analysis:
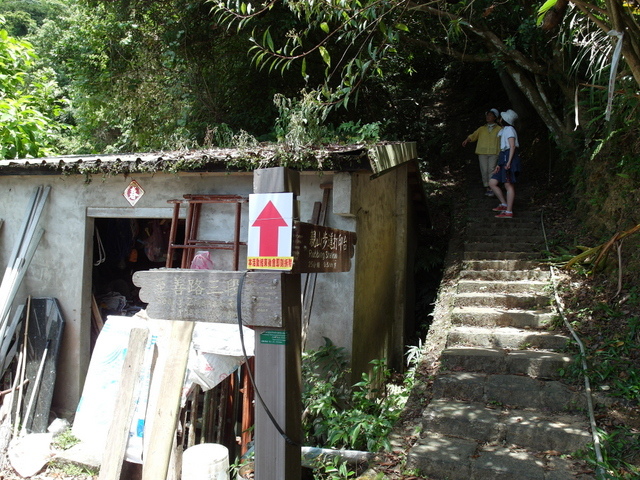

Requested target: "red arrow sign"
[{"left": 252, "top": 201, "right": 288, "bottom": 256}]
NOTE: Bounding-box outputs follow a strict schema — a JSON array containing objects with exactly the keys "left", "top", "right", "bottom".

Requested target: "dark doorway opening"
[{"left": 91, "top": 217, "right": 184, "bottom": 347}]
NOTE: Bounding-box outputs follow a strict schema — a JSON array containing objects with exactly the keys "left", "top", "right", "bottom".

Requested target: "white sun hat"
[{"left": 500, "top": 109, "right": 519, "bottom": 125}]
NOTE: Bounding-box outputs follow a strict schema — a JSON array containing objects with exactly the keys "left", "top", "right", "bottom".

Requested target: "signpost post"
[
  {"left": 133, "top": 167, "right": 356, "bottom": 480},
  {"left": 250, "top": 172, "right": 301, "bottom": 480}
]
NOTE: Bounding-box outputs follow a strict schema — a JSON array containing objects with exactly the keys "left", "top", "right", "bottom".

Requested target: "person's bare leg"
[
  {"left": 505, "top": 182, "right": 515, "bottom": 212},
  {"left": 489, "top": 178, "right": 506, "bottom": 205}
]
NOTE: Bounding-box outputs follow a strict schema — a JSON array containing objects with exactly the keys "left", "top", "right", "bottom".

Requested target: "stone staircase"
[{"left": 404, "top": 186, "right": 596, "bottom": 479}]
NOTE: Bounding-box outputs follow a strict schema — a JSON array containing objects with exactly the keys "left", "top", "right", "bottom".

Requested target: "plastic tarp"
[{"left": 72, "top": 313, "right": 254, "bottom": 463}]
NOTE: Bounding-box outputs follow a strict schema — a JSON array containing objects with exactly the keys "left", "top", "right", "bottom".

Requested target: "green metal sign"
[{"left": 260, "top": 330, "right": 288, "bottom": 345}]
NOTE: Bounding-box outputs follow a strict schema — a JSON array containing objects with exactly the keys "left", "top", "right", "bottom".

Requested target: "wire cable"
[
  {"left": 540, "top": 210, "right": 605, "bottom": 478},
  {"left": 236, "top": 271, "right": 299, "bottom": 447}
]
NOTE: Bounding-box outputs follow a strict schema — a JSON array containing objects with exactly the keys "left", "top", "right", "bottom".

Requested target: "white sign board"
[{"left": 247, "top": 192, "right": 294, "bottom": 270}]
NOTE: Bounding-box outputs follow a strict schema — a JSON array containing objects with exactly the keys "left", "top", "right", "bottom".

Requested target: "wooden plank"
[
  {"left": 291, "top": 222, "right": 356, "bottom": 274},
  {"left": 98, "top": 327, "right": 149, "bottom": 480},
  {"left": 253, "top": 273, "right": 302, "bottom": 480},
  {"left": 301, "top": 187, "right": 331, "bottom": 348},
  {"left": 13, "top": 298, "right": 31, "bottom": 438},
  {"left": 369, "top": 142, "right": 417, "bottom": 175},
  {"left": 186, "top": 385, "right": 198, "bottom": 448},
  {"left": 132, "top": 270, "right": 284, "bottom": 327},
  {"left": 252, "top": 167, "right": 302, "bottom": 480},
  {"left": 142, "top": 320, "right": 194, "bottom": 480},
  {"left": 91, "top": 295, "right": 104, "bottom": 334},
  {"left": 240, "top": 359, "right": 254, "bottom": 456}
]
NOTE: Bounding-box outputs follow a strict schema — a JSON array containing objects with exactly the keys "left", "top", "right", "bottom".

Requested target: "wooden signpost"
[
  {"left": 132, "top": 167, "right": 356, "bottom": 480},
  {"left": 291, "top": 221, "right": 356, "bottom": 274}
]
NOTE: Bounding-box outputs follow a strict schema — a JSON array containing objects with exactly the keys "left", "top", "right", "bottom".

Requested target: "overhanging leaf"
[
  {"left": 319, "top": 46, "right": 331, "bottom": 66},
  {"left": 537, "top": 0, "right": 558, "bottom": 26}
]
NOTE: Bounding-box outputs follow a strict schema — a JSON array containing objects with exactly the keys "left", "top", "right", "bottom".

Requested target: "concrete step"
[
  {"left": 441, "top": 347, "right": 572, "bottom": 379},
  {"left": 460, "top": 269, "right": 549, "bottom": 282},
  {"left": 464, "top": 241, "right": 542, "bottom": 253},
  {"left": 454, "top": 292, "right": 551, "bottom": 309},
  {"left": 406, "top": 434, "right": 595, "bottom": 480},
  {"left": 464, "top": 259, "right": 544, "bottom": 271},
  {"left": 452, "top": 306, "right": 555, "bottom": 329},
  {"left": 446, "top": 326, "right": 570, "bottom": 350},
  {"left": 421, "top": 399, "right": 592, "bottom": 453},
  {"left": 467, "top": 214, "right": 542, "bottom": 225},
  {"left": 457, "top": 279, "right": 549, "bottom": 294},
  {"left": 463, "top": 251, "right": 539, "bottom": 261},
  {"left": 466, "top": 226, "right": 543, "bottom": 237},
  {"left": 466, "top": 202, "right": 541, "bottom": 214},
  {"left": 431, "top": 372, "right": 587, "bottom": 412}
]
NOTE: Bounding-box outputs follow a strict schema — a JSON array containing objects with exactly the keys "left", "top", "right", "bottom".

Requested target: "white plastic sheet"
[{"left": 72, "top": 313, "right": 254, "bottom": 464}]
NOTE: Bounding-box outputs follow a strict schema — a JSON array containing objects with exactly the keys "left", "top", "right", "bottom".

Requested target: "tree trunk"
[{"left": 502, "top": 62, "right": 575, "bottom": 150}]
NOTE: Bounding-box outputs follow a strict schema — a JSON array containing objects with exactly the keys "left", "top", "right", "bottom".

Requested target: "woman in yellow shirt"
[{"left": 462, "top": 109, "right": 502, "bottom": 196}]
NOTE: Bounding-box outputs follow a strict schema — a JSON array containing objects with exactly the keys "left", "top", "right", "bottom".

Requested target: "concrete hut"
[{"left": 0, "top": 142, "right": 424, "bottom": 429}]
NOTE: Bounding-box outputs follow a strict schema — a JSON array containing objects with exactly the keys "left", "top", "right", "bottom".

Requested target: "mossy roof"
[{"left": 0, "top": 142, "right": 418, "bottom": 178}]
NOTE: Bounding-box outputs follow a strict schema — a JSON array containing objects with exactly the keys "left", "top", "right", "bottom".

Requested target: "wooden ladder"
[{"left": 165, "top": 194, "right": 248, "bottom": 269}]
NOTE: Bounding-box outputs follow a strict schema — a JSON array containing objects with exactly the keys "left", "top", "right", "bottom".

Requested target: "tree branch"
[
  {"left": 403, "top": 36, "right": 492, "bottom": 62},
  {"left": 409, "top": 2, "right": 547, "bottom": 75},
  {"left": 503, "top": 62, "right": 571, "bottom": 147}
]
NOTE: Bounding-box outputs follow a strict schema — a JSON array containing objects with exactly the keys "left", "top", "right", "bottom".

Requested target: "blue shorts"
[{"left": 491, "top": 150, "right": 521, "bottom": 184}]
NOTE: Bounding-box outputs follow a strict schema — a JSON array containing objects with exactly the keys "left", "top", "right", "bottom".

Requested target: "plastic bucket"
[{"left": 182, "top": 443, "right": 230, "bottom": 480}]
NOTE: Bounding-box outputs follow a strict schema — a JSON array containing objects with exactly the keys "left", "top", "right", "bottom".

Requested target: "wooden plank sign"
[
  {"left": 132, "top": 270, "right": 285, "bottom": 327},
  {"left": 291, "top": 222, "right": 356, "bottom": 274},
  {"left": 99, "top": 327, "right": 149, "bottom": 480}
]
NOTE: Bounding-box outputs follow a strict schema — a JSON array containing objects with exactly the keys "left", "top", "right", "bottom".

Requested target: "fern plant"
[{"left": 302, "top": 338, "right": 403, "bottom": 452}]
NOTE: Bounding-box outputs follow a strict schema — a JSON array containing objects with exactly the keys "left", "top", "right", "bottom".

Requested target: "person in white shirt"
[{"left": 490, "top": 109, "right": 522, "bottom": 218}]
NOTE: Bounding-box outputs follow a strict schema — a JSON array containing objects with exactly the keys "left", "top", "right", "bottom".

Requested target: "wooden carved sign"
[
  {"left": 132, "top": 270, "right": 285, "bottom": 327},
  {"left": 291, "top": 221, "right": 356, "bottom": 274}
]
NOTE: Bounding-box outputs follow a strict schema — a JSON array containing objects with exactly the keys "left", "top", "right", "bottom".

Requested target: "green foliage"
[
  {"left": 578, "top": 427, "right": 640, "bottom": 480},
  {"left": 582, "top": 306, "right": 640, "bottom": 403},
  {"left": 554, "top": 274, "right": 640, "bottom": 478},
  {"left": 46, "top": 460, "right": 99, "bottom": 477},
  {"left": 51, "top": 428, "right": 80, "bottom": 450},
  {"left": 210, "top": 0, "right": 412, "bottom": 112},
  {"left": 274, "top": 92, "right": 329, "bottom": 147},
  {"left": 302, "top": 338, "right": 404, "bottom": 452},
  {"left": 274, "top": 91, "right": 381, "bottom": 148},
  {"left": 0, "top": 17, "right": 65, "bottom": 159},
  {"left": 566, "top": 93, "right": 640, "bottom": 284},
  {"left": 0, "top": 0, "right": 67, "bottom": 37},
  {"left": 28, "top": 0, "right": 295, "bottom": 153},
  {"left": 29, "top": 1, "right": 195, "bottom": 152},
  {"left": 561, "top": 298, "right": 640, "bottom": 403},
  {"left": 209, "top": 0, "right": 616, "bottom": 152},
  {"left": 336, "top": 120, "right": 380, "bottom": 144},
  {"left": 310, "top": 455, "right": 358, "bottom": 480}
]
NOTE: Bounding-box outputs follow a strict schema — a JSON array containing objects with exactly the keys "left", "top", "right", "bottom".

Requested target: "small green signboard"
[{"left": 260, "top": 330, "right": 288, "bottom": 345}]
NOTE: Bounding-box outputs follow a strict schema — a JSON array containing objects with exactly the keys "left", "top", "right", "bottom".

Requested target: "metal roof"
[{"left": 0, "top": 142, "right": 417, "bottom": 176}]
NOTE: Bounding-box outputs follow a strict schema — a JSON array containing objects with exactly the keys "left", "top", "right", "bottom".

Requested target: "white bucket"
[{"left": 182, "top": 443, "right": 230, "bottom": 480}]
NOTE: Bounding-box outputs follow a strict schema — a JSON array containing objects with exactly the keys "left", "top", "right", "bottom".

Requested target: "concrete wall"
[
  {"left": 0, "top": 173, "right": 364, "bottom": 414},
  {"left": 300, "top": 175, "right": 356, "bottom": 354},
  {"left": 0, "top": 167, "right": 406, "bottom": 416}
]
